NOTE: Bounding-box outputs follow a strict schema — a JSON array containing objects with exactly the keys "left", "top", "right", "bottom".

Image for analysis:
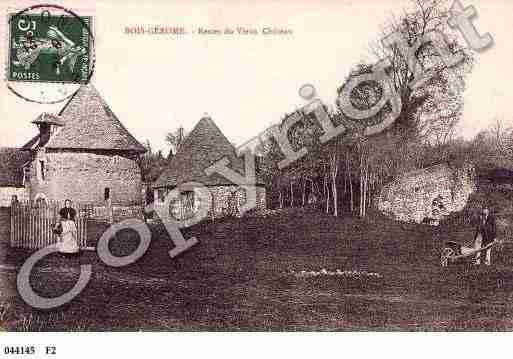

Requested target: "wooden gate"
[{"left": 10, "top": 201, "right": 90, "bottom": 249}]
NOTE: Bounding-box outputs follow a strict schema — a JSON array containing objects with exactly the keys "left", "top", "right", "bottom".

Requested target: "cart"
[{"left": 440, "top": 239, "right": 498, "bottom": 267}]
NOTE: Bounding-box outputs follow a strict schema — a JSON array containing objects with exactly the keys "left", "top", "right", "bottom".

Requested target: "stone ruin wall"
[{"left": 377, "top": 163, "right": 476, "bottom": 224}]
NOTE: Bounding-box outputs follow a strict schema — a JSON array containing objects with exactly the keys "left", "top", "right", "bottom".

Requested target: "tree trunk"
[
  {"left": 330, "top": 154, "right": 339, "bottom": 217},
  {"left": 323, "top": 175, "right": 326, "bottom": 201},
  {"left": 332, "top": 174, "right": 338, "bottom": 217},
  {"left": 301, "top": 177, "right": 306, "bottom": 207},
  {"left": 343, "top": 161, "right": 348, "bottom": 194},
  {"left": 368, "top": 169, "right": 373, "bottom": 211},
  {"left": 310, "top": 179, "right": 315, "bottom": 206},
  {"left": 359, "top": 154, "right": 362, "bottom": 217},
  {"left": 347, "top": 155, "right": 353, "bottom": 213},
  {"left": 290, "top": 182, "right": 294, "bottom": 207},
  {"left": 324, "top": 174, "right": 329, "bottom": 214},
  {"left": 211, "top": 194, "right": 215, "bottom": 221},
  {"left": 349, "top": 173, "right": 354, "bottom": 213},
  {"left": 363, "top": 165, "right": 368, "bottom": 217},
  {"left": 313, "top": 178, "right": 321, "bottom": 210}
]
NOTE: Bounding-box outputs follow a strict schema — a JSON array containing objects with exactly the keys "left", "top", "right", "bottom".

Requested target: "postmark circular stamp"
[{"left": 5, "top": 4, "right": 95, "bottom": 104}]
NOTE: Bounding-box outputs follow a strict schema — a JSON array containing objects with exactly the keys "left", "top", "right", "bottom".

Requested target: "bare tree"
[
  {"left": 490, "top": 118, "right": 513, "bottom": 160},
  {"left": 365, "top": 0, "right": 473, "bottom": 142},
  {"left": 165, "top": 126, "right": 186, "bottom": 158}
]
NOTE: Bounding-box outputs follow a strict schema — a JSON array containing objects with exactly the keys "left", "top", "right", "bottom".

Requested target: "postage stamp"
[
  {"left": 4, "top": 4, "right": 95, "bottom": 103},
  {"left": 8, "top": 10, "right": 92, "bottom": 83}
]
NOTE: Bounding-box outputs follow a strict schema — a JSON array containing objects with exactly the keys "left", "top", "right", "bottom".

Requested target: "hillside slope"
[{"left": 3, "top": 207, "right": 513, "bottom": 330}]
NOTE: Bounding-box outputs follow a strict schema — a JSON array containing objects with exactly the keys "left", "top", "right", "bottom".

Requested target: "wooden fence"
[{"left": 10, "top": 201, "right": 91, "bottom": 249}]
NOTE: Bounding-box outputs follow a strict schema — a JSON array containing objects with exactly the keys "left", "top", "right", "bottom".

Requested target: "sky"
[{"left": 1, "top": 0, "right": 512, "bottom": 154}]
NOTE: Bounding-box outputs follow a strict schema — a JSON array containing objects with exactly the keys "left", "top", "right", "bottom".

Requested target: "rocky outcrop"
[{"left": 377, "top": 163, "right": 476, "bottom": 224}]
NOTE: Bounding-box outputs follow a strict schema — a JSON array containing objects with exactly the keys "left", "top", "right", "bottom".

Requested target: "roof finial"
[{"left": 202, "top": 112, "right": 211, "bottom": 119}]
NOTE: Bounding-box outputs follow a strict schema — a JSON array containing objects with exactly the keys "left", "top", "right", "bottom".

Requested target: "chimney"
[{"left": 32, "top": 113, "right": 64, "bottom": 147}]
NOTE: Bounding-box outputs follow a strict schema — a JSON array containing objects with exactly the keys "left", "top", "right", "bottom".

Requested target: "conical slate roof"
[
  {"left": 154, "top": 116, "right": 254, "bottom": 188},
  {"left": 45, "top": 84, "right": 146, "bottom": 153}
]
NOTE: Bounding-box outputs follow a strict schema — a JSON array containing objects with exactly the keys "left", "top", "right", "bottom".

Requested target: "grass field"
[{"left": 1, "top": 203, "right": 513, "bottom": 331}]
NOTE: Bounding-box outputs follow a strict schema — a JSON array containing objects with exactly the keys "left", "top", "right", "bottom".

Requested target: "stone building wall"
[
  {"left": 85, "top": 205, "right": 144, "bottom": 222},
  {"left": 27, "top": 149, "right": 143, "bottom": 207},
  {"left": 377, "top": 163, "right": 476, "bottom": 223},
  {"left": 0, "top": 187, "right": 28, "bottom": 207},
  {"left": 208, "top": 185, "right": 267, "bottom": 218},
  {"left": 156, "top": 185, "right": 267, "bottom": 221}
]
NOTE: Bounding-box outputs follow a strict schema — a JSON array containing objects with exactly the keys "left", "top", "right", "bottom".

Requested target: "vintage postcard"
[{"left": 0, "top": 0, "right": 512, "bottom": 356}]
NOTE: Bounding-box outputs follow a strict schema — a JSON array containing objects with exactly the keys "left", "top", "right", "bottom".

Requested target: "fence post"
[
  {"left": 78, "top": 204, "right": 83, "bottom": 248},
  {"left": 10, "top": 200, "right": 15, "bottom": 247},
  {"left": 23, "top": 202, "right": 26, "bottom": 248}
]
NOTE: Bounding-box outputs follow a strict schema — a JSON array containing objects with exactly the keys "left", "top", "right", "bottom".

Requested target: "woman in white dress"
[{"left": 57, "top": 199, "right": 80, "bottom": 255}]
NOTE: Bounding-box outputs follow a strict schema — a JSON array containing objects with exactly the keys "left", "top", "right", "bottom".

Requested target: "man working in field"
[{"left": 474, "top": 206, "right": 497, "bottom": 266}]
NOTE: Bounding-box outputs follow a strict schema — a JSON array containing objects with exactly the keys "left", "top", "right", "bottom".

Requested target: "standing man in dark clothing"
[{"left": 474, "top": 206, "right": 497, "bottom": 265}]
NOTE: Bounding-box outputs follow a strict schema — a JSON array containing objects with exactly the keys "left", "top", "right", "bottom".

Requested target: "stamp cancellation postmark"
[{"left": 5, "top": 4, "right": 95, "bottom": 103}]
